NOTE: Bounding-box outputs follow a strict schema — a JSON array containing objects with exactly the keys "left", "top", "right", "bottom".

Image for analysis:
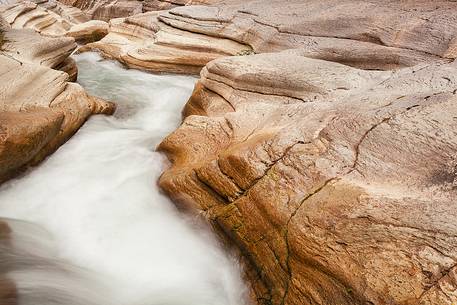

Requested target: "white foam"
[{"left": 0, "top": 52, "right": 247, "bottom": 305}]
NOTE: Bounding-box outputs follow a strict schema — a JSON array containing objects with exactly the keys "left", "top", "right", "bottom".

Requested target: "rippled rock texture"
[
  {"left": 148, "top": 1, "right": 457, "bottom": 304},
  {"left": 58, "top": 0, "right": 221, "bottom": 21},
  {"left": 0, "top": 0, "right": 88, "bottom": 36},
  {"left": 0, "top": 0, "right": 109, "bottom": 42},
  {"left": 82, "top": 0, "right": 457, "bottom": 75},
  {"left": 4, "top": 0, "right": 457, "bottom": 304},
  {"left": 0, "top": 15, "right": 115, "bottom": 182},
  {"left": 81, "top": 10, "right": 250, "bottom": 74}
]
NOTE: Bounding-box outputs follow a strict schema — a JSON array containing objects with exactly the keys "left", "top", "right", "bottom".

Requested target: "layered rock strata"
[
  {"left": 81, "top": 10, "right": 251, "bottom": 74},
  {"left": 83, "top": 0, "right": 457, "bottom": 76},
  {"left": 0, "top": 17, "right": 115, "bottom": 182},
  {"left": 149, "top": 1, "right": 457, "bottom": 304},
  {"left": 5, "top": 0, "right": 457, "bottom": 303},
  {"left": 159, "top": 45, "right": 457, "bottom": 305},
  {"left": 58, "top": 0, "right": 221, "bottom": 21},
  {"left": 0, "top": 0, "right": 109, "bottom": 42}
]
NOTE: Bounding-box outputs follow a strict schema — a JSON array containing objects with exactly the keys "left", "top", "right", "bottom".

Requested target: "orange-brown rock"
[
  {"left": 0, "top": 0, "right": 110, "bottom": 43},
  {"left": 157, "top": 0, "right": 457, "bottom": 70},
  {"left": 0, "top": 16, "right": 115, "bottom": 182},
  {"left": 0, "top": 0, "right": 80, "bottom": 36},
  {"left": 81, "top": 0, "right": 457, "bottom": 76},
  {"left": 0, "top": 220, "right": 16, "bottom": 305},
  {"left": 0, "top": 277, "right": 16, "bottom": 305},
  {"left": 7, "top": 0, "right": 457, "bottom": 303},
  {"left": 58, "top": 0, "right": 222, "bottom": 21},
  {"left": 160, "top": 49, "right": 457, "bottom": 305},
  {"left": 155, "top": 1, "right": 457, "bottom": 304},
  {"left": 66, "top": 19, "right": 108, "bottom": 42},
  {"left": 81, "top": 11, "right": 250, "bottom": 74}
]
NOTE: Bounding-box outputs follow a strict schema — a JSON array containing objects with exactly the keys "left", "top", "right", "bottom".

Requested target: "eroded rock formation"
[
  {"left": 147, "top": 1, "right": 457, "bottom": 304},
  {"left": 58, "top": 0, "right": 222, "bottom": 21},
  {"left": 0, "top": 0, "right": 109, "bottom": 42},
  {"left": 0, "top": 0, "right": 87, "bottom": 36},
  {"left": 80, "top": 10, "right": 251, "bottom": 74},
  {"left": 82, "top": 0, "right": 457, "bottom": 75},
  {"left": 0, "top": 15, "right": 115, "bottom": 182},
  {"left": 3, "top": 0, "right": 457, "bottom": 303},
  {"left": 159, "top": 52, "right": 457, "bottom": 305}
]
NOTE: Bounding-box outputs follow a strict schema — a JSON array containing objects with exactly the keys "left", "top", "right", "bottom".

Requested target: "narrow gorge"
[{"left": 1, "top": 1, "right": 457, "bottom": 305}]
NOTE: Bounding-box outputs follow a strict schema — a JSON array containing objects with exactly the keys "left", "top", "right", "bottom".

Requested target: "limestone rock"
[
  {"left": 0, "top": 212, "right": 15, "bottom": 304},
  {"left": 40, "top": 0, "right": 89, "bottom": 24},
  {"left": 90, "top": 0, "right": 142, "bottom": 21},
  {"left": 0, "top": 53, "right": 115, "bottom": 181},
  {"left": 162, "top": 0, "right": 457, "bottom": 55},
  {"left": 55, "top": 57, "right": 78, "bottom": 81},
  {"left": 0, "top": 109, "right": 64, "bottom": 179},
  {"left": 0, "top": 276, "right": 16, "bottom": 305},
  {"left": 157, "top": 0, "right": 457, "bottom": 70},
  {"left": 53, "top": 0, "right": 457, "bottom": 303},
  {"left": 1, "top": 27, "right": 76, "bottom": 67}
]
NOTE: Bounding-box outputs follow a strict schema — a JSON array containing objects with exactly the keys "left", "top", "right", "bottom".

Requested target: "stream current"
[{"left": 0, "top": 53, "right": 247, "bottom": 305}]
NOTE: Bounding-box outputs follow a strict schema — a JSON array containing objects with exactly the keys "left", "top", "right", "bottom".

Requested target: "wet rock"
[
  {"left": 55, "top": 57, "right": 78, "bottom": 81},
  {"left": 5, "top": 0, "right": 457, "bottom": 303}
]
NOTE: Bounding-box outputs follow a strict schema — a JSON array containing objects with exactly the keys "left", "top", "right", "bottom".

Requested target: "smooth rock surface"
[
  {"left": 158, "top": 0, "right": 457, "bottom": 69},
  {"left": 6, "top": 0, "right": 457, "bottom": 304},
  {"left": 82, "top": 0, "right": 457, "bottom": 75},
  {"left": 0, "top": 16, "right": 115, "bottom": 182},
  {"left": 0, "top": 221, "right": 15, "bottom": 305},
  {"left": 58, "top": 0, "right": 222, "bottom": 21},
  {"left": 66, "top": 19, "right": 107, "bottom": 42},
  {"left": 153, "top": 1, "right": 457, "bottom": 304},
  {"left": 0, "top": 0, "right": 77, "bottom": 36},
  {"left": 0, "top": 0, "right": 110, "bottom": 43},
  {"left": 81, "top": 11, "right": 251, "bottom": 74},
  {"left": 159, "top": 48, "right": 457, "bottom": 305}
]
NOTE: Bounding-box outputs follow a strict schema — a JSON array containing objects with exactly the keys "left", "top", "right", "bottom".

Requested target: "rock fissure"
[
  {"left": 281, "top": 177, "right": 340, "bottom": 305},
  {"left": 419, "top": 263, "right": 457, "bottom": 300}
]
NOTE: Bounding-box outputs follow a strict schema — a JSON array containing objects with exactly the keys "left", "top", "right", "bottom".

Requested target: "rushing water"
[{"left": 0, "top": 53, "right": 247, "bottom": 305}]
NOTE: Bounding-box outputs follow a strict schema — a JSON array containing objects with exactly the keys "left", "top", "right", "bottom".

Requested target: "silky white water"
[{"left": 0, "top": 53, "right": 247, "bottom": 305}]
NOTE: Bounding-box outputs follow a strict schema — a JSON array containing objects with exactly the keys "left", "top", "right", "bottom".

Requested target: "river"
[{"left": 0, "top": 52, "right": 246, "bottom": 305}]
